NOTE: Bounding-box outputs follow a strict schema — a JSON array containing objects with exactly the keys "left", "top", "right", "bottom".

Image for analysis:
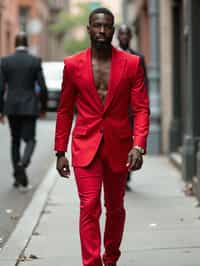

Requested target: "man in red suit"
[{"left": 54, "top": 7, "right": 150, "bottom": 266}]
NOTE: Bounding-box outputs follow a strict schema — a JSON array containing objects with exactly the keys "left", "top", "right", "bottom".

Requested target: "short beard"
[
  {"left": 94, "top": 41, "right": 110, "bottom": 49},
  {"left": 91, "top": 37, "right": 112, "bottom": 50}
]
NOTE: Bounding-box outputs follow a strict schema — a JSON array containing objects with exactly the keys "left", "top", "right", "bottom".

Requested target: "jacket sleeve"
[
  {"left": 140, "top": 55, "right": 148, "bottom": 89},
  {"left": 131, "top": 57, "right": 150, "bottom": 152},
  {"left": 36, "top": 59, "right": 48, "bottom": 112},
  {"left": 54, "top": 60, "right": 77, "bottom": 152}
]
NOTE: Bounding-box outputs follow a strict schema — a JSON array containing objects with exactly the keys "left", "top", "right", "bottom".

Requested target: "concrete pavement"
[
  {"left": 1, "top": 156, "right": 200, "bottom": 266},
  {"left": 0, "top": 117, "right": 55, "bottom": 248}
]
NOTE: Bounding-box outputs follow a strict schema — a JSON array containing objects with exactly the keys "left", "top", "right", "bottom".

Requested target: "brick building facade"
[
  {"left": 123, "top": 0, "right": 200, "bottom": 195},
  {"left": 0, "top": 0, "right": 69, "bottom": 59},
  {"left": 0, "top": 0, "right": 18, "bottom": 56}
]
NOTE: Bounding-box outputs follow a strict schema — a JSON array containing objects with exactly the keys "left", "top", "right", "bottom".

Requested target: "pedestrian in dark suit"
[
  {"left": 0, "top": 32, "right": 47, "bottom": 191},
  {"left": 118, "top": 24, "right": 148, "bottom": 191}
]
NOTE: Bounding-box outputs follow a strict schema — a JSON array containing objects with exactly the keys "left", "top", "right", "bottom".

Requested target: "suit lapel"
[
  {"left": 103, "top": 47, "right": 126, "bottom": 113},
  {"left": 87, "top": 48, "right": 104, "bottom": 111}
]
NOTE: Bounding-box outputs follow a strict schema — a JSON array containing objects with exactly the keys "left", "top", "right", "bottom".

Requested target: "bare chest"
[{"left": 92, "top": 60, "right": 111, "bottom": 103}]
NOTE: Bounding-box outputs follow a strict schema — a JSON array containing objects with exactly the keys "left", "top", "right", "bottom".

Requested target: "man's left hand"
[{"left": 126, "top": 147, "right": 143, "bottom": 171}]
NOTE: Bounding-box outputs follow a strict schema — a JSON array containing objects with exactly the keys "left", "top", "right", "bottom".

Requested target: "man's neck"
[
  {"left": 120, "top": 45, "right": 129, "bottom": 51},
  {"left": 16, "top": 46, "right": 27, "bottom": 51},
  {"left": 91, "top": 45, "right": 112, "bottom": 61}
]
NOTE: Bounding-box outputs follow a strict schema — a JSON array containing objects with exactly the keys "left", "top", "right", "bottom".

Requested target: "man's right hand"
[
  {"left": 56, "top": 156, "right": 70, "bottom": 178},
  {"left": 0, "top": 113, "right": 5, "bottom": 124}
]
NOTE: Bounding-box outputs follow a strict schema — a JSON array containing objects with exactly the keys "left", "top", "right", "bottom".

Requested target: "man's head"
[
  {"left": 15, "top": 32, "right": 28, "bottom": 48},
  {"left": 87, "top": 7, "right": 115, "bottom": 49},
  {"left": 117, "top": 24, "right": 132, "bottom": 50}
]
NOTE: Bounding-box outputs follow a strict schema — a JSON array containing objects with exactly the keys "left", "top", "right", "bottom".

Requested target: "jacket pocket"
[{"left": 72, "top": 126, "right": 88, "bottom": 137}]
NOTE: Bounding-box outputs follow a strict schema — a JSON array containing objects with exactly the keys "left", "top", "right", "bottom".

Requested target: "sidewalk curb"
[{"left": 0, "top": 160, "right": 57, "bottom": 266}]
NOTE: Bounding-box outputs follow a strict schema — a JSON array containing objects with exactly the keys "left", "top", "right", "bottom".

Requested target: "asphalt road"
[{"left": 0, "top": 113, "right": 56, "bottom": 249}]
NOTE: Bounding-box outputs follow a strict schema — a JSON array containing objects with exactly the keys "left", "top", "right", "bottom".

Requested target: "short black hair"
[
  {"left": 89, "top": 7, "right": 114, "bottom": 25},
  {"left": 118, "top": 24, "right": 132, "bottom": 35},
  {"left": 15, "top": 32, "right": 28, "bottom": 47}
]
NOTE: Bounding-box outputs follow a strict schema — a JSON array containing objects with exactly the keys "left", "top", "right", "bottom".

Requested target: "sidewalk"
[{"left": 2, "top": 156, "right": 200, "bottom": 266}]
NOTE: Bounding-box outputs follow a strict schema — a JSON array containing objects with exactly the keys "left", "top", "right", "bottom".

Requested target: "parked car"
[{"left": 42, "top": 61, "right": 64, "bottom": 111}]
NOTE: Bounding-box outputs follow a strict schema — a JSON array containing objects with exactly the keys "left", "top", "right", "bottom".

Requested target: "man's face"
[
  {"left": 118, "top": 29, "right": 132, "bottom": 49},
  {"left": 87, "top": 13, "right": 115, "bottom": 49}
]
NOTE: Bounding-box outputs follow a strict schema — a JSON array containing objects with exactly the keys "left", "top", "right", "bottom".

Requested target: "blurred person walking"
[
  {"left": 55, "top": 8, "right": 149, "bottom": 266},
  {"left": 117, "top": 24, "right": 148, "bottom": 83},
  {"left": 118, "top": 24, "right": 148, "bottom": 191},
  {"left": 0, "top": 32, "right": 47, "bottom": 191}
]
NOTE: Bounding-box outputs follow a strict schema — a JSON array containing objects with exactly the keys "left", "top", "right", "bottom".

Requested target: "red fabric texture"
[{"left": 74, "top": 141, "right": 127, "bottom": 266}]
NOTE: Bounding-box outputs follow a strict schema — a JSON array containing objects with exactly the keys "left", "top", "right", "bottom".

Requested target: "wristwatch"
[
  {"left": 133, "top": 146, "right": 145, "bottom": 155},
  {"left": 55, "top": 151, "right": 65, "bottom": 158}
]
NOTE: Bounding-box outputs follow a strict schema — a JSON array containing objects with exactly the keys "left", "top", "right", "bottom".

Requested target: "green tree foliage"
[{"left": 50, "top": 3, "right": 91, "bottom": 55}]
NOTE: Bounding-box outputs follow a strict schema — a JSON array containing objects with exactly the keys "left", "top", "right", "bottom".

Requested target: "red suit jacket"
[{"left": 55, "top": 47, "right": 150, "bottom": 172}]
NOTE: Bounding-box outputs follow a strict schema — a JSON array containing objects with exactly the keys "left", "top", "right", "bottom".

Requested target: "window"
[{"left": 19, "top": 6, "right": 30, "bottom": 32}]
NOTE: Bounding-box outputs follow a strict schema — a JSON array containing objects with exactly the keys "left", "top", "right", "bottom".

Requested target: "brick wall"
[
  {"left": 0, "top": 0, "right": 50, "bottom": 58},
  {"left": 0, "top": 0, "right": 18, "bottom": 56}
]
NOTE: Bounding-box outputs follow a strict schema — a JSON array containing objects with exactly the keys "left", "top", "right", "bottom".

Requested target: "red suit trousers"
[{"left": 74, "top": 141, "right": 127, "bottom": 266}]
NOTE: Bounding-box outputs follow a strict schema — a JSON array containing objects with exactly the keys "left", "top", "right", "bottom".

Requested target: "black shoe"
[
  {"left": 13, "top": 167, "right": 22, "bottom": 188},
  {"left": 126, "top": 183, "right": 132, "bottom": 191},
  {"left": 13, "top": 180, "right": 20, "bottom": 188},
  {"left": 15, "top": 163, "right": 28, "bottom": 187},
  {"left": 18, "top": 184, "right": 33, "bottom": 193}
]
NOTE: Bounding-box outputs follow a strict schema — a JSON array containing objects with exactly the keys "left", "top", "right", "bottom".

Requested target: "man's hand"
[
  {"left": 126, "top": 147, "right": 143, "bottom": 171},
  {"left": 0, "top": 113, "right": 5, "bottom": 124},
  {"left": 56, "top": 156, "right": 70, "bottom": 178}
]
